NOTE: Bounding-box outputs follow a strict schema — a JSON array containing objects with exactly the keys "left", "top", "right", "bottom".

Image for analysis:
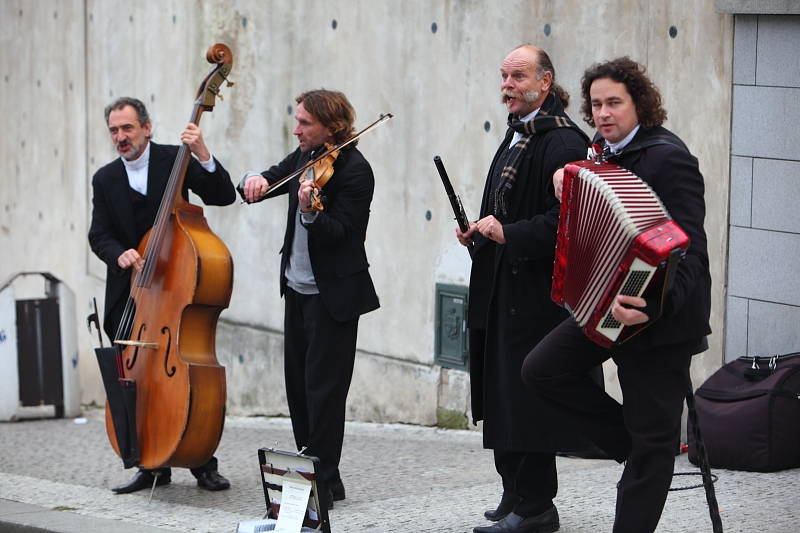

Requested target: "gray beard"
[
  {"left": 523, "top": 90, "right": 539, "bottom": 103},
  {"left": 501, "top": 89, "right": 539, "bottom": 106}
]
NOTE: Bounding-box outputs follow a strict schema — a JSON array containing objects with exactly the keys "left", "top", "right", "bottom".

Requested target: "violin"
[
  {"left": 304, "top": 143, "right": 339, "bottom": 211},
  {"left": 246, "top": 113, "right": 393, "bottom": 204}
]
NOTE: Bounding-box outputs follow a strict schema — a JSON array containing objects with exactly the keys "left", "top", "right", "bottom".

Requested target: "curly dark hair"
[
  {"left": 296, "top": 89, "right": 357, "bottom": 146},
  {"left": 580, "top": 57, "right": 667, "bottom": 129}
]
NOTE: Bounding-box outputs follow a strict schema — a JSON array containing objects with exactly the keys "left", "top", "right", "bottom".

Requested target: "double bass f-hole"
[
  {"left": 162, "top": 326, "right": 175, "bottom": 377},
  {"left": 123, "top": 324, "right": 174, "bottom": 378},
  {"left": 125, "top": 323, "right": 148, "bottom": 371}
]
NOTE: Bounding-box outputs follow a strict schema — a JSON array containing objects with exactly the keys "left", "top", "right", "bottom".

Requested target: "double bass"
[{"left": 106, "top": 43, "right": 234, "bottom": 470}]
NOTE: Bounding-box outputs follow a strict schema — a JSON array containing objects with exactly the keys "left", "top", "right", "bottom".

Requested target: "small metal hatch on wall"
[
  {"left": 0, "top": 272, "right": 80, "bottom": 421},
  {"left": 434, "top": 283, "right": 469, "bottom": 372}
]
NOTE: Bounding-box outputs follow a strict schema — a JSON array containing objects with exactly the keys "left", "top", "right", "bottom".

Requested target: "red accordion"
[{"left": 551, "top": 158, "right": 690, "bottom": 347}]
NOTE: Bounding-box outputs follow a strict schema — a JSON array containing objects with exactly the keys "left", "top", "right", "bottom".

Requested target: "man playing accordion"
[{"left": 522, "top": 57, "right": 712, "bottom": 533}]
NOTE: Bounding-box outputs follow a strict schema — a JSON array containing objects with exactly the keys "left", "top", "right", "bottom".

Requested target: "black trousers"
[
  {"left": 494, "top": 449, "right": 557, "bottom": 517},
  {"left": 284, "top": 287, "right": 359, "bottom": 491},
  {"left": 521, "top": 319, "right": 693, "bottom": 533},
  {"left": 472, "top": 330, "right": 558, "bottom": 517}
]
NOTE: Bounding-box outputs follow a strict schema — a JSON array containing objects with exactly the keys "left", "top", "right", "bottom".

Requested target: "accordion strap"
[
  {"left": 659, "top": 247, "right": 684, "bottom": 314},
  {"left": 607, "top": 134, "right": 689, "bottom": 158}
]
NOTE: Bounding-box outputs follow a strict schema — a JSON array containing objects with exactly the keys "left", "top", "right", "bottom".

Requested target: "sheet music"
[{"left": 275, "top": 477, "right": 312, "bottom": 532}]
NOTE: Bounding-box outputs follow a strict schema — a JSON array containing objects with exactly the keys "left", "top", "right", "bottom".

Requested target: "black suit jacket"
[
  {"left": 239, "top": 145, "right": 379, "bottom": 322},
  {"left": 600, "top": 126, "right": 712, "bottom": 351},
  {"left": 88, "top": 141, "right": 235, "bottom": 339}
]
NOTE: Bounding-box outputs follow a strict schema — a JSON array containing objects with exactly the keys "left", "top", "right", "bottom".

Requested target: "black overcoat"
[{"left": 469, "top": 96, "right": 598, "bottom": 451}]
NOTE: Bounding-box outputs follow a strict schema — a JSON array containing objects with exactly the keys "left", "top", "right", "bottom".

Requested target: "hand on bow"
[{"left": 242, "top": 174, "right": 269, "bottom": 203}]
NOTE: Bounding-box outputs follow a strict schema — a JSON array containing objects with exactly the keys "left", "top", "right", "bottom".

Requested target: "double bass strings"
[{"left": 114, "top": 134, "right": 197, "bottom": 348}]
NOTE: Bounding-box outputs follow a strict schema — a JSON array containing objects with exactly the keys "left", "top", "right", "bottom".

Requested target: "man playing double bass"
[
  {"left": 88, "top": 97, "right": 235, "bottom": 493},
  {"left": 239, "top": 89, "right": 380, "bottom": 509}
]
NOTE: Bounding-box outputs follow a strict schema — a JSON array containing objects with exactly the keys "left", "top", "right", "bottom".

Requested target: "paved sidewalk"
[{"left": 0, "top": 408, "right": 797, "bottom": 532}]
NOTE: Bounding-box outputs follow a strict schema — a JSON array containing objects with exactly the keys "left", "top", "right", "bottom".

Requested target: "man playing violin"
[
  {"left": 88, "top": 96, "right": 235, "bottom": 494},
  {"left": 239, "top": 89, "right": 379, "bottom": 509}
]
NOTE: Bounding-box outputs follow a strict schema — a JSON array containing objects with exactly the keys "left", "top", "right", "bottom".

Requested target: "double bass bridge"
[{"left": 115, "top": 340, "right": 159, "bottom": 350}]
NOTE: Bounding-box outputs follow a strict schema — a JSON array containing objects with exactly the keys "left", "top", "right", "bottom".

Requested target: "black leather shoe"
[
  {"left": 556, "top": 447, "right": 611, "bottom": 460},
  {"left": 330, "top": 479, "right": 346, "bottom": 501},
  {"left": 484, "top": 491, "right": 520, "bottom": 521},
  {"left": 325, "top": 489, "right": 334, "bottom": 510},
  {"left": 196, "top": 470, "right": 230, "bottom": 491},
  {"left": 473, "top": 508, "right": 559, "bottom": 533},
  {"left": 112, "top": 468, "right": 171, "bottom": 494}
]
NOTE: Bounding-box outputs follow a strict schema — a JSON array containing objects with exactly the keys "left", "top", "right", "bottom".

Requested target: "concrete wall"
[
  {"left": 0, "top": 0, "right": 733, "bottom": 426},
  {"left": 721, "top": 11, "right": 800, "bottom": 361}
]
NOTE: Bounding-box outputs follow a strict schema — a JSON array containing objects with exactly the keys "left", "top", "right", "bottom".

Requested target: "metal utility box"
[
  {"left": 0, "top": 272, "right": 80, "bottom": 421},
  {"left": 434, "top": 283, "right": 469, "bottom": 371}
]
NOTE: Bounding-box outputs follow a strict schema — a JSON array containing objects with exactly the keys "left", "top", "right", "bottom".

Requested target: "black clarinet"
[{"left": 434, "top": 156, "right": 473, "bottom": 258}]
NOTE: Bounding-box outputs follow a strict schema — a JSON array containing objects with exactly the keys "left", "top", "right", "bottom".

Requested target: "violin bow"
[{"left": 246, "top": 113, "right": 393, "bottom": 203}]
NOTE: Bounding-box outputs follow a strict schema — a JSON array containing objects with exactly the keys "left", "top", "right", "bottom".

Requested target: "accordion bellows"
[{"left": 551, "top": 159, "right": 690, "bottom": 347}]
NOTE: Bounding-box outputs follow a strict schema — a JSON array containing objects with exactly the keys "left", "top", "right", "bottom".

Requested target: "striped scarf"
[{"left": 494, "top": 93, "right": 586, "bottom": 216}]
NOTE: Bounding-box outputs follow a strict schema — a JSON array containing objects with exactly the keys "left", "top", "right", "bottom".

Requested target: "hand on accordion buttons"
[{"left": 611, "top": 295, "right": 650, "bottom": 326}]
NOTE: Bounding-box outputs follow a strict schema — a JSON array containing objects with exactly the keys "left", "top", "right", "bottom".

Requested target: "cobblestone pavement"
[{"left": 0, "top": 407, "right": 797, "bottom": 532}]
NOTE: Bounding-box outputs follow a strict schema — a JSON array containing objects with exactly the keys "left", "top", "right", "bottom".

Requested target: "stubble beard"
[{"left": 118, "top": 138, "right": 146, "bottom": 161}]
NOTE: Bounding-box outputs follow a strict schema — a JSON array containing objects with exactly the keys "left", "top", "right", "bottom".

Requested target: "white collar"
[
  {"left": 606, "top": 125, "right": 641, "bottom": 154},
  {"left": 121, "top": 141, "right": 151, "bottom": 171},
  {"left": 510, "top": 108, "right": 541, "bottom": 147},
  {"left": 520, "top": 108, "right": 539, "bottom": 122}
]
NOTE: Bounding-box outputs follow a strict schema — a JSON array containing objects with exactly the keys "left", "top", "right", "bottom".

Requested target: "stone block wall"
[{"left": 725, "top": 11, "right": 800, "bottom": 361}]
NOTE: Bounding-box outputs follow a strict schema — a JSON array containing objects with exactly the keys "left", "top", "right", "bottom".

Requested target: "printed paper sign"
[{"left": 275, "top": 477, "right": 312, "bottom": 532}]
